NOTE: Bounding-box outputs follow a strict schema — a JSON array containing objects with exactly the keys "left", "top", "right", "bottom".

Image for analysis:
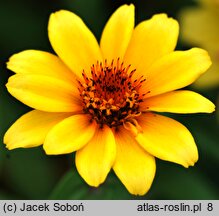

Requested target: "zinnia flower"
[
  {"left": 180, "top": 0, "right": 219, "bottom": 89},
  {"left": 4, "top": 4, "right": 215, "bottom": 195}
]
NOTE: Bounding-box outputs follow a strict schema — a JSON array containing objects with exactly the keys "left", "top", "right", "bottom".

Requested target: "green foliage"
[
  {"left": 50, "top": 169, "right": 133, "bottom": 200},
  {"left": 150, "top": 162, "right": 218, "bottom": 199},
  {"left": 1, "top": 147, "right": 66, "bottom": 199}
]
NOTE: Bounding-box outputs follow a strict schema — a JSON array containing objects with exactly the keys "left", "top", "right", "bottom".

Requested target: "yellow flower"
[
  {"left": 180, "top": 0, "right": 219, "bottom": 89},
  {"left": 4, "top": 4, "right": 215, "bottom": 195}
]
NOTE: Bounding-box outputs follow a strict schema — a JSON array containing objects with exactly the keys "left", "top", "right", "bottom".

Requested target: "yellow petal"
[
  {"left": 113, "top": 127, "right": 156, "bottom": 195},
  {"left": 141, "top": 90, "right": 215, "bottom": 113},
  {"left": 136, "top": 113, "right": 198, "bottom": 168},
  {"left": 124, "top": 14, "right": 179, "bottom": 79},
  {"left": 100, "top": 4, "right": 134, "bottom": 62},
  {"left": 76, "top": 125, "right": 116, "bottom": 187},
  {"left": 43, "top": 114, "right": 96, "bottom": 155},
  {"left": 6, "top": 74, "right": 82, "bottom": 112},
  {"left": 7, "top": 50, "right": 77, "bottom": 83},
  {"left": 4, "top": 110, "right": 72, "bottom": 150},
  {"left": 142, "top": 48, "right": 212, "bottom": 98},
  {"left": 48, "top": 10, "right": 102, "bottom": 78}
]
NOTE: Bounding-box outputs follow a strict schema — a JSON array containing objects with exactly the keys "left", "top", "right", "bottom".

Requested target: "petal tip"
[
  {"left": 121, "top": 3, "right": 135, "bottom": 10},
  {"left": 152, "top": 13, "right": 178, "bottom": 24},
  {"left": 50, "top": 9, "right": 66, "bottom": 17},
  {"left": 207, "top": 102, "right": 216, "bottom": 113},
  {"left": 128, "top": 3, "right": 135, "bottom": 10},
  {"left": 48, "top": 10, "right": 69, "bottom": 27},
  {"left": 183, "top": 149, "right": 199, "bottom": 168},
  {"left": 5, "top": 145, "right": 14, "bottom": 151},
  {"left": 3, "top": 138, "right": 18, "bottom": 150},
  {"left": 112, "top": 4, "right": 135, "bottom": 19},
  {"left": 150, "top": 13, "right": 179, "bottom": 40},
  {"left": 3, "top": 132, "right": 9, "bottom": 145},
  {"left": 42, "top": 144, "right": 54, "bottom": 155},
  {"left": 83, "top": 178, "right": 103, "bottom": 188},
  {"left": 6, "top": 59, "right": 12, "bottom": 69},
  {"left": 183, "top": 159, "right": 198, "bottom": 168},
  {"left": 191, "top": 47, "right": 212, "bottom": 69},
  {"left": 196, "top": 93, "right": 215, "bottom": 113},
  {"left": 152, "top": 13, "right": 168, "bottom": 19}
]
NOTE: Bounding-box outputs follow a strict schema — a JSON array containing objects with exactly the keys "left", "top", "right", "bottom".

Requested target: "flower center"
[{"left": 78, "top": 59, "right": 146, "bottom": 128}]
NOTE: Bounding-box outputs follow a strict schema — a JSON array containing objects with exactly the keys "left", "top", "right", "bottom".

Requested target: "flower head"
[
  {"left": 4, "top": 4, "right": 215, "bottom": 195},
  {"left": 180, "top": 0, "right": 219, "bottom": 89}
]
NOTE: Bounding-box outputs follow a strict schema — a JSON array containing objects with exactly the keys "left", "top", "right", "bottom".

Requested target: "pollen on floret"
[{"left": 78, "top": 58, "right": 147, "bottom": 128}]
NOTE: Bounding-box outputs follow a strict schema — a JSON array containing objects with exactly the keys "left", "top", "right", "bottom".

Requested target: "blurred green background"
[{"left": 0, "top": 0, "right": 218, "bottom": 199}]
